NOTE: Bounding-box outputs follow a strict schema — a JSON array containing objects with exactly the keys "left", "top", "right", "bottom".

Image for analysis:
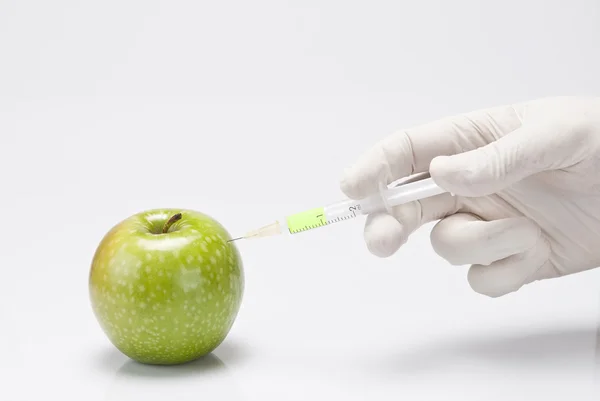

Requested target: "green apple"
[{"left": 89, "top": 209, "right": 244, "bottom": 365}]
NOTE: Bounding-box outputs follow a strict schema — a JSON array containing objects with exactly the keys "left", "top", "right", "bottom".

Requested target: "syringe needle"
[{"left": 227, "top": 221, "right": 283, "bottom": 243}]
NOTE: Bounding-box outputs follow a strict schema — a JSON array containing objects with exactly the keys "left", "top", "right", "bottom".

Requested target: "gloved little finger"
[
  {"left": 467, "top": 236, "right": 552, "bottom": 297},
  {"left": 430, "top": 215, "right": 541, "bottom": 266},
  {"left": 364, "top": 192, "right": 458, "bottom": 257}
]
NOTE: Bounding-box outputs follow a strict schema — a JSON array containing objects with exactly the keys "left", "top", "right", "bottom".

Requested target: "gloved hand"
[{"left": 340, "top": 96, "right": 600, "bottom": 297}]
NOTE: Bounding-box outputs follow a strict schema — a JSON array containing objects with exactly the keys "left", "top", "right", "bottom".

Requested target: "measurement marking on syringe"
[
  {"left": 289, "top": 224, "right": 327, "bottom": 234},
  {"left": 285, "top": 203, "right": 367, "bottom": 235},
  {"left": 288, "top": 214, "right": 357, "bottom": 234},
  {"left": 328, "top": 215, "right": 353, "bottom": 224}
]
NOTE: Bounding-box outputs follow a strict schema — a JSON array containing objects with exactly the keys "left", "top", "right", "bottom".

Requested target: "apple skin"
[{"left": 89, "top": 208, "right": 244, "bottom": 365}]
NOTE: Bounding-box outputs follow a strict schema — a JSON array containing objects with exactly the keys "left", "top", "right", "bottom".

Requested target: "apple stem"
[{"left": 162, "top": 213, "right": 182, "bottom": 234}]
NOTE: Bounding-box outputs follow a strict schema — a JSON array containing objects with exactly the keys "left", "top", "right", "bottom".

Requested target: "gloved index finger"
[{"left": 339, "top": 104, "right": 522, "bottom": 200}]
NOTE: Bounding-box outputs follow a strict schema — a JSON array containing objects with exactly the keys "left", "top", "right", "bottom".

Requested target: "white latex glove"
[{"left": 340, "top": 96, "right": 600, "bottom": 297}]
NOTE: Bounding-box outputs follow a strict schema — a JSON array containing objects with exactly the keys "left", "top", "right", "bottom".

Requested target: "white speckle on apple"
[
  {"left": 200, "top": 242, "right": 208, "bottom": 252},
  {"left": 158, "top": 254, "right": 165, "bottom": 262},
  {"left": 206, "top": 237, "right": 212, "bottom": 244},
  {"left": 138, "top": 284, "right": 145, "bottom": 292},
  {"left": 178, "top": 271, "right": 202, "bottom": 293},
  {"left": 186, "top": 255, "right": 193, "bottom": 264},
  {"left": 215, "top": 249, "right": 222, "bottom": 258}
]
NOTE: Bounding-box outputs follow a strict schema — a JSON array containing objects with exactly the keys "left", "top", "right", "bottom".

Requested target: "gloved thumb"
[{"left": 428, "top": 121, "right": 588, "bottom": 197}]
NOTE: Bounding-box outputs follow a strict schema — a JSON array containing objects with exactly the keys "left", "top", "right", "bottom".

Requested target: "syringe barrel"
[
  {"left": 323, "top": 199, "right": 363, "bottom": 221},
  {"left": 359, "top": 177, "right": 446, "bottom": 214},
  {"left": 358, "top": 194, "right": 386, "bottom": 214},
  {"left": 386, "top": 177, "right": 446, "bottom": 207}
]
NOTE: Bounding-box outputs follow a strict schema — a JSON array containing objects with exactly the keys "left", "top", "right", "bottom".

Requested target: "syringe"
[{"left": 228, "top": 175, "right": 447, "bottom": 242}]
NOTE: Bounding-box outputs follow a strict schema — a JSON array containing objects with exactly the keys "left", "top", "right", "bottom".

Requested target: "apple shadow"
[
  {"left": 112, "top": 338, "right": 248, "bottom": 380},
  {"left": 88, "top": 337, "right": 247, "bottom": 379},
  {"left": 90, "top": 346, "right": 129, "bottom": 375},
  {"left": 116, "top": 353, "right": 225, "bottom": 379},
  {"left": 378, "top": 324, "right": 600, "bottom": 377},
  {"left": 92, "top": 345, "right": 227, "bottom": 379},
  {"left": 212, "top": 338, "right": 250, "bottom": 365},
  {"left": 104, "top": 349, "right": 245, "bottom": 401}
]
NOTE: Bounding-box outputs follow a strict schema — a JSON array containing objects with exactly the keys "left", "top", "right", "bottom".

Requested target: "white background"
[{"left": 1, "top": 1, "right": 600, "bottom": 400}]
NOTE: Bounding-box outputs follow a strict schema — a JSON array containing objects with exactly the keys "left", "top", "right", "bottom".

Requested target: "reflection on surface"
[
  {"left": 381, "top": 325, "right": 600, "bottom": 376},
  {"left": 103, "top": 351, "right": 244, "bottom": 401}
]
